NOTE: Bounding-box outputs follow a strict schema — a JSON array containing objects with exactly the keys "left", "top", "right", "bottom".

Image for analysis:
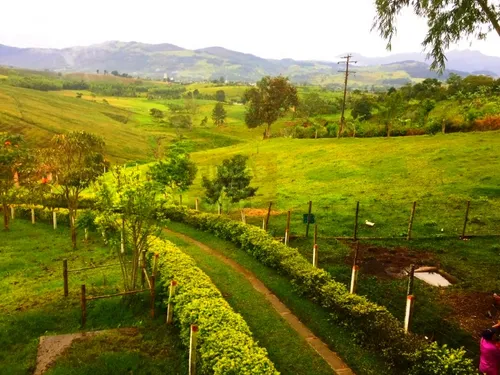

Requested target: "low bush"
[
  {"left": 148, "top": 237, "right": 278, "bottom": 375},
  {"left": 160, "top": 205, "right": 475, "bottom": 373}
]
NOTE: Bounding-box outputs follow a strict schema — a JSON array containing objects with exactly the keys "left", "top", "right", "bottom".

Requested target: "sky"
[{"left": 1, "top": 0, "right": 499, "bottom": 60}]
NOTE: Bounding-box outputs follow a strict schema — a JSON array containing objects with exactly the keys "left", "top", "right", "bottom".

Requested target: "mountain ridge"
[{"left": 1, "top": 41, "right": 498, "bottom": 84}]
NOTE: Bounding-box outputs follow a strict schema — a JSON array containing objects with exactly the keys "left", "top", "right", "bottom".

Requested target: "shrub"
[
  {"left": 159, "top": 205, "right": 475, "bottom": 373},
  {"left": 473, "top": 115, "right": 500, "bottom": 131},
  {"left": 148, "top": 237, "right": 278, "bottom": 375}
]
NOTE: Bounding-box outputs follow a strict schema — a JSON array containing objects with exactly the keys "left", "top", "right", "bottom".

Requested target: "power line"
[{"left": 337, "top": 54, "right": 357, "bottom": 138}]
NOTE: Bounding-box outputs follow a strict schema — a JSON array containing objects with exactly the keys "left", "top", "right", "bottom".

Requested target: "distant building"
[{"left": 163, "top": 73, "right": 168, "bottom": 80}]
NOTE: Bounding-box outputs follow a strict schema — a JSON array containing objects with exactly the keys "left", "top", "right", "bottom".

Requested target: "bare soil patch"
[
  {"left": 344, "top": 242, "right": 437, "bottom": 279},
  {"left": 34, "top": 328, "right": 138, "bottom": 375}
]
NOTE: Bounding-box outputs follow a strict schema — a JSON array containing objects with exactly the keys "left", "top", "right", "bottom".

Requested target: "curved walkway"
[{"left": 164, "top": 228, "right": 355, "bottom": 375}]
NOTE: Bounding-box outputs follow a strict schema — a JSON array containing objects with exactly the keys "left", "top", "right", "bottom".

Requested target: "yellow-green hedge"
[{"left": 149, "top": 237, "right": 278, "bottom": 375}]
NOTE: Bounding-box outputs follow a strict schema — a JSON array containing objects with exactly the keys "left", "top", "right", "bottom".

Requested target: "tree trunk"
[
  {"left": 264, "top": 124, "right": 271, "bottom": 139},
  {"left": 442, "top": 120, "right": 446, "bottom": 134},
  {"left": 70, "top": 209, "right": 77, "bottom": 249},
  {"left": 315, "top": 129, "right": 318, "bottom": 139},
  {"left": 386, "top": 123, "right": 391, "bottom": 138},
  {"left": 2, "top": 202, "right": 9, "bottom": 231}
]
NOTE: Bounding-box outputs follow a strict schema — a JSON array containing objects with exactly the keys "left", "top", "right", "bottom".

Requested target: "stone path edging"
[{"left": 164, "top": 228, "right": 355, "bottom": 375}]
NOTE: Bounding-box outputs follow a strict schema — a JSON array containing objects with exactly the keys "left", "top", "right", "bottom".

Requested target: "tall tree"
[
  {"left": 0, "top": 134, "right": 36, "bottom": 230},
  {"left": 373, "top": 0, "right": 500, "bottom": 72},
  {"left": 202, "top": 155, "right": 257, "bottom": 212},
  {"left": 48, "top": 131, "right": 105, "bottom": 248},
  {"left": 149, "top": 142, "right": 197, "bottom": 197},
  {"left": 212, "top": 102, "right": 227, "bottom": 127},
  {"left": 215, "top": 90, "right": 226, "bottom": 102},
  {"left": 244, "top": 76, "right": 298, "bottom": 138},
  {"left": 95, "top": 167, "right": 166, "bottom": 290}
]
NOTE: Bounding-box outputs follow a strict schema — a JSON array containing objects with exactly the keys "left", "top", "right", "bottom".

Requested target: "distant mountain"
[
  {"left": 0, "top": 41, "right": 497, "bottom": 85},
  {"left": 352, "top": 50, "right": 500, "bottom": 76}
]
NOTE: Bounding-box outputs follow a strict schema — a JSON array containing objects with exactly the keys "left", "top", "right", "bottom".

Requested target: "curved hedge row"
[
  {"left": 148, "top": 237, "right": 278, "bottom": 375},
  {"left": 160, "top": 206, "right": 475, "bottom": 374}
]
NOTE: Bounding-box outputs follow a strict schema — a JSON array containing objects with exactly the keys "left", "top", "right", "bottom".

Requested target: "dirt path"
[{"left": 164, "top": 228, "right": 355, "bottom": 375}]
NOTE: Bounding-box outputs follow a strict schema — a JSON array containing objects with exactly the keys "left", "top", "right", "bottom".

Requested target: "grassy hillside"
[
  {"left": 187, "top": 132, "right": 500, "bottom": 238},
  {"left": 0, "top": 85, "right": 148, "bottom": 162}
]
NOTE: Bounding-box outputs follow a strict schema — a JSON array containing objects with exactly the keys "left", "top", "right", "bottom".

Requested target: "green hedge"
[
  {"left": 15, "top": 205, "right": 71, "bottom": 226},
  {"left": 161, "top": 206, "right": 475, "bottom": 374},
  {"left": 149, "top": 237, "right": 278, "bottom": 375}
]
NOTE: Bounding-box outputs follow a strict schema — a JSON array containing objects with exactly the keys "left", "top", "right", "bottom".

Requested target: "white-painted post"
[
  {"left": 166, "top": 280, "right": 177, "bottom": 324},
  {"left": 262, "top": 218, "right": 266, "bottom": 230},
  {"left": 10, "top": 206, "right": 14, "bottom": 220},
  {"left": 53, "top": 211, "right": 57, "bottom": 230},
  {"left": 350, "top": 265, "right": 360, "bottom": 294},
  {"left": 241, "top": 210, "right": 246, "bottom": 224},
  {"left": 312, "top": 244, "right": 318, "bottom": 267},
  {"left": 285, "top": 210, "right": 291, "bottom": 246},
  {"left": 31, "top": 208, "right": 35, "bottom": 224},
  {"left": 120, "top": 219, "right": 125, "bottom": 253},
  {"left": 195, "top": 198, "right": 199, "bottom": 211},
  {"left": 404, "top": 295, "right": 415, "bottom": 333},
  {"left": 84, "top": 228, "right": 89, "bottom": 241},
  {"left": 189, "top": 325, "right": 198, "bottom": 375},
  {"left": 104, "top": 165, "right": 107, "bottom": 174}
]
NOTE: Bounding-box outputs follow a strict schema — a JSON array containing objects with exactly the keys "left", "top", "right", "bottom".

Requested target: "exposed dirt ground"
[{"left": 34, "top": 328, "right": 138, "bottom": 375}]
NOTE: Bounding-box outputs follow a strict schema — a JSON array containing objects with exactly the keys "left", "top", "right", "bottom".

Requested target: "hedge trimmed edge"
[
  {"left": 149, "top": 237, "right": 278, "bottom": 375},
  {"left": 161, "top": 206, "right": 475, "bottom": 375}
]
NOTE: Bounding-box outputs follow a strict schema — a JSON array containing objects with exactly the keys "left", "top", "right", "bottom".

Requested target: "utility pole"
[{"left": 338, "top": 54, "right": 357, "bottom": 138}]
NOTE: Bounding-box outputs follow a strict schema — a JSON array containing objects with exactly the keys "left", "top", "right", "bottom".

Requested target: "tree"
[
  {"left": 94, "top": 167, "right": 166, "bottom": 291},
  {"left": 170, "top": 114, "right": 192, "bottom": 130},
  {"left": 0, "top": 134, "right": 34, "bottom": 230},
  {"left": 379, "top": 91, "right": 405, "bottom": 137},
  {"left": 297, "top": 92, "right": 331, "bottom": 118},
  {"left": 47, "top": 131, "right": 105, "bottom": 248},
  {"left": 200, "top": 116, "right": 209, "bottom": 126},
  {"left": 244, "top": 76, "right": 298, "bottom": 138},
  {"left": 149, "top": 108, "right": 164, "bottom": 119},
  {"left": 215, "top": 90, "right": 226, "bottom": 102},
  {"left": 111, "top": 70, "right": 119, "bottom": 76},
  {"left": 149, "top": 142, "right": 197, "bottom": 196},
  {"left": 372, "top": 0, "right": 500, "bottom": 72},
  {"left": 351, "top": 96, "right": 373, "bottom": 121},
  {"left": 212, "top": 102, "right": 227, "bottom": 126},
  {"left": 193, "top": 89, "right": 200, "bottom": 98},
  {"left": 202, "top": 155, "right": 257, "bottom": 212},
  {"left": 96, "top": 69, "right": 99, "bottom": 74}
]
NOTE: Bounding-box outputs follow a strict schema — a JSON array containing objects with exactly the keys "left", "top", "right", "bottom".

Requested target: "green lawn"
[
  {"left": 164, "top": 222, "right": 390, "bottom": 375},
  {"left": 0, "top": 220, "right": 186, "bottom": 374}
]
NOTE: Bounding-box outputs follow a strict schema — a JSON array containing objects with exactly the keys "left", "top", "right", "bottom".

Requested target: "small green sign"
[{"left": 303, "top": 214, "right": 315, "bottom": 224}]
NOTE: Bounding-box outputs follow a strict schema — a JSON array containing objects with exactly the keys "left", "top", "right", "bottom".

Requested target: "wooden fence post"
[
  {"left": 312, "top": 244, "right": 318, "bottom": 267},
  {"left": 53, "top": 211, "right": 57, "bottom": 230},
  {"left": 166, "top": 280, "right": 177, "bottom": 324},
  {"left": 241, "top": 210, "right": 246, "bottom": 224},
  {"left": 350, "top": 242, "right": 360, "bottom": 294},
  {"left": 81, "top": 284, "right": 86, "bottom": 328},
  {"left": 150, "top": 275, "right": 156, "bottom": 318},
  {"left": 262, "top": 218, "right": 265, "bottom": 230},
  {"left": 63, "top": 259, "right": 68, "bottom": 297},
  {"left": 314, "top": 224, "right": 318, "bottom": 245},
  {"left": 84, "top": 228, "right": 88, "bottom": 241},
  {"left": 189, "top": 325, "right": 199, "bottom": 375},
  {"left": 407, "top": 201, "right": 417, "bottom": 241},
  {"left": 218, "top": 203, "right": 222, "bottom": 215},
  {"left": 462, "top": 201, "right": 470, "bottom": 238},
  {"left": 285, "top": 210, "right": 291, "bottom": 245},
  {"left": 306, "top": 201, "right": 312, "bottom": 237},
  {"left": 31, "top": 208, "right": 35, "bottom": 224},
  {"left": 404, "top": 264, "right": 416, "bottom": 333},
  {"left": 264, "top": 202, "right": 272, "bottom": 231},
  {"left": 353, "top": 201, "right": 360, "bottom": 241},
  {"left": 195, "top": 198, "right": 199, "bottom": 211}
]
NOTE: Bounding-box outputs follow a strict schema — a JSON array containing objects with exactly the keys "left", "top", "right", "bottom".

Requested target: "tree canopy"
[
  {"left": 373, "top": 0, "right": 500, "bottom": 72},
  {"left": 202, "top": 155, "right": 257, "bottom": 210},
  {"left": 212, "top": 102, "right": 227, "bottom": 127},
  {"left": 244, "top": 76, "right": 298, "bottom": 138}
]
